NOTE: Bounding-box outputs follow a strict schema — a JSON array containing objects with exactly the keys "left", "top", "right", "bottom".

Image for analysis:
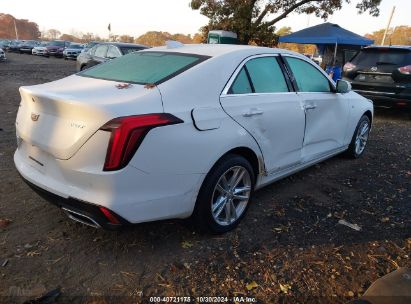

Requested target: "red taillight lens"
[
  {"left": 100, "top": 113, "right": 183, "bottom": 171},
  {"left": 99, "top": 207, "right": 120, "bottom": 225},
  {"left": 398, "top": 65, "right": 411, "bottom": 75},
  {"left": 343, "top": 62, "right": 356, "bottom": 72}
]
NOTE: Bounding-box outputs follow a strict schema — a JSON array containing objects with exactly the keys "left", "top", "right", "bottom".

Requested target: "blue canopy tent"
[
  {"left": 278, "top": 22, "right": 374, "bottom": 46},
  {"left": 278, "top": 23, "right": 374, "bottom": 80}
]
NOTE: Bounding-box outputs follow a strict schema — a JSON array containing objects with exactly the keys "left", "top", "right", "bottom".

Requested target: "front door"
[{"left": 283, "top": 56, "right": 350, "bottom": 161}]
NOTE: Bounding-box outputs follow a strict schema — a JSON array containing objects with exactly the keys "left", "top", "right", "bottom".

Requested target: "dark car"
[
  {"left": 76, "top": 42, "right": 148, "bottom": 71},
  {"left": 63, "top": 43, "right": 84, "bottom": 60},
  {"left": 343, "top": 46, "right": 411, "bottom": 110},
  {"left": 19, "top": 40, "right": 39, "bottom": 54},
  {"left": 8, "top": 40, "right": 24, "bottom": 53},
  {"left": 46, "top": 40, "right": 71, "bottom": 57}
]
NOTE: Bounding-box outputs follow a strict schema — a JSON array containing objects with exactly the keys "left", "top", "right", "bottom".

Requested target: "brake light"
[
  {"left": 100, "top": 113, "right": 183, "bottom": 171},
  {"left": 343, "top": 62, "right": 356, "bottom": 72},
  {"left": 398, "top": 65, "right": 411, "bottom": 75}
]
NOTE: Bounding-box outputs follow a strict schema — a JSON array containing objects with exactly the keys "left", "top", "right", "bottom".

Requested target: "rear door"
[
  {"left": 220, "top": 55, "right": 305, "bottom": 174},
  {"left": 283, "top": 56, "right": 350, "bottom": 161}
]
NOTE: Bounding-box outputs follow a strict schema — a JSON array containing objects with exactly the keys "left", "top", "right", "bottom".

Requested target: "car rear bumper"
[
  {"left": 14, "top": 138, "right": 203, "bottom": 228},
  {"left": 353, "top": 89, "right": 411, "bottom": 109},
  {"left": 21, "top": 176, "right": 129, "bottom": 229}
]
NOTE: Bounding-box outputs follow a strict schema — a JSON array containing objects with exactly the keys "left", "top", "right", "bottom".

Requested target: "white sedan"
[{"left": 14, "top": 44, "right": 373, "bottom": 233}]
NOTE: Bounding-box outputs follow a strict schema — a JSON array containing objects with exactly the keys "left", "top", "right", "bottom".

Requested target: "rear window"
[
  {"left": 352, "top": 49, "right": 411, "bottom": 67},
  {"left": 120, "top": 47, "right": 146, "bottom": 55},
  {"left": 79, "top": 51, "right": 209, "bottom": 85}
]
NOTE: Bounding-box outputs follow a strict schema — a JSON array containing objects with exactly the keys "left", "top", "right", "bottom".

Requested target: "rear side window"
[
  {"left": 229, "top": 57, "right": 288, "bottom": 94},
  {"left": 80, "top": 52, "right": 209, "bottom": 85},
  {"left": 351, "top": 49, "right": 411, "bottom": 67},
  {"left": 285, "top": 57, "right": 331, "bottom": 93},
  {"left": 230, "top": 68, "right": 253, "bottom": 94}
]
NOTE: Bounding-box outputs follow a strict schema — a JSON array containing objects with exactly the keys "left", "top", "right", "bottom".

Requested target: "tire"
[
  {"left": 192, "top": 154, "right": 255, "bottom": 234},
  {"left": 346, "top": 115, "right": 371, "bottom": 158}
]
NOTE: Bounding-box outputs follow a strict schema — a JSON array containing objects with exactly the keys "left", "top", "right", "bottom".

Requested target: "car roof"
[{"left": 140, "top": 43, "right": 298, "bottom": 58}]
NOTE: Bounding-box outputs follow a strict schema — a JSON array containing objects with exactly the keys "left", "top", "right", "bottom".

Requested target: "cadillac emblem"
[{"left": 31, "top": 113, "right": 40, "bottom": 122}]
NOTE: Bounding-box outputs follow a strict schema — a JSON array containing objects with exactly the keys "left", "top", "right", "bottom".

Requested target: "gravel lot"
[{"left": 0, "top": 53, "right": 410, "bottom": 304}]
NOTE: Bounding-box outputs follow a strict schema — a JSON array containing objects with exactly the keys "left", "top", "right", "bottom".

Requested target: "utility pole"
[
  {"left": 381, "top": 6, "right": 395, "bottom": 46},
  {"left": 13, "top": 19, "right": 19, "bottom": 40}
]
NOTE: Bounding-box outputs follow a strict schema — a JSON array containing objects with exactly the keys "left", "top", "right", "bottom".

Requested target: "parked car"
[
  {"left": 32, "top": 41, "right": 50, "bottom": 56},
  {"left": 46, "top": 40, "right": 70, "bottom": 57},
  {"left": 15, "top": 44, "right": 373, "bottom": 233},
  {"left": 0, "top": 48, "right": 6, "bottom": 61},
  {"left": 76, "top": 42, "right": 148, "bottom": 71},
  {"left": 63, "top": 43, "right": 84, "bottom": 60},
  {"left": 343, "top": 45, "right": 411, "bottom": 110},
  {"left": 0, "top": 39, "right": 11, "bottom": 49},
  {"left": 81, "top": 41, "right": 98, "bottom": 53},
  {"left": 19, "top": 40, "right": 39, "bottom": 54},
  {"left": 8, "top": 40, "right": 23, "bottom": 53}
]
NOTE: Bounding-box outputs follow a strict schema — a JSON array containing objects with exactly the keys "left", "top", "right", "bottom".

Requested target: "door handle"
[
  {"left": 243, "top": 108, "right": 264, "bottom": 117},
  {"left": 304, "top": 104, "right": 317, "bottom": 110}
]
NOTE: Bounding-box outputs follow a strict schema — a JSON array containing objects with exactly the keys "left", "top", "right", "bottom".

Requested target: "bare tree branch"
[{"left": 266, "top": 0, "right": 323, "bottom": 26}]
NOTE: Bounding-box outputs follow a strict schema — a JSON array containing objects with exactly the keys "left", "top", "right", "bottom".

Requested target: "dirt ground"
[{"left": 0, "top": 53, "right": 410, "bottom": 304}]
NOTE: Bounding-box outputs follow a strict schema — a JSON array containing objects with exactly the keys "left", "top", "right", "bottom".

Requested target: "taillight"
[
  {"left": 398, "top": 65, "right": 411, "bottom": 75},
  {"left": 343, "top": 62, "right": 356, "bottom": 72},
  {"left": 100, "top": 113, "right": 183, "bottom": 171}
]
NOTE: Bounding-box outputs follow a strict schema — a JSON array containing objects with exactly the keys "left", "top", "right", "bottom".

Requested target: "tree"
[
  {"left": 0, "top": 13, "right": 40, "bottom": 39},
  {"left": 47, "top": 28, "right": 61, "bottom": 40},
  {"left": 365, "top": 25, "right": 411, "bottom": 46},
  {"left": 190, "top": 0, "right": 382, "bottom": 46},
  {"left": 118, "top": 35, "right": 135, "bottom": 43}
]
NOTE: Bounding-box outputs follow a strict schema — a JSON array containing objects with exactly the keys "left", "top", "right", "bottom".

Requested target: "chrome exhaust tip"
[{"left": 62, "top": 208, "right": 101, "bottom": 228}]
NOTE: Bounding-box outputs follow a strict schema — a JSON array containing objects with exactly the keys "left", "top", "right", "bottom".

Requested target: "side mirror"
[{"left": 336, "top": 79, "right": 352, "bottom": 94}]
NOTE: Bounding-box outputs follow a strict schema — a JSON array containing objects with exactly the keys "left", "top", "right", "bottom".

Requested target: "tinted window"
[
  {"left": 50, "top": 41, "right": 65, "bottom": 47},
  {"left": 107, "top": 45, "right": 121, "bottom": 58},
  {"left": 229, "top": 68, "right": 253, "bottom": 94},
  {"left": 285, "top": 57, "right": 331, "bottom": 92},
  {"left": 351, "top": 49, "right": 411, "bottom": 67},
  {"left": 94, "top": 45, "right": 108, "bottom": 57},
  {"left": 80, "top": 52, "right": 208, "bottom": 85},
  {"left": 246, "top": 57, "right": 288, "bottom": 93}
]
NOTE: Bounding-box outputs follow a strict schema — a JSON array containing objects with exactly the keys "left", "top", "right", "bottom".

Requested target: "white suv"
[{"left": 14, "top": 44, "right": 373, "bottom": 233}]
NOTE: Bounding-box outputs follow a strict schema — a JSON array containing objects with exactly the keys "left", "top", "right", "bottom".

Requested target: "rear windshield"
[
  {"left": 120, "top": 47, "right": 145, "bottom": 55},
  {"left": 352, "top": 49, "right": 411, "bottom": 67},
  {"left": 79, "top": 51, "right": 209, "bottom": 85}
]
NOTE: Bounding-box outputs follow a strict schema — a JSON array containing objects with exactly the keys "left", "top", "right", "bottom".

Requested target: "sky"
[{"left": 1, "top": 0, "right": 410, "bottom": 38}]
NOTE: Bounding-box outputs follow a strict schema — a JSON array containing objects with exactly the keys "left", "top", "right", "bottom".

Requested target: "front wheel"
[
  {"left": 192, "top": 154, "right": 255, "bottom": 234},
  {"left": 346, "top": 115, "right": 371, "bottom": 158}
]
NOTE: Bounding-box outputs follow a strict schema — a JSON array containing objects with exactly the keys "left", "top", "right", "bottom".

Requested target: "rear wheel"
[
  {"left": 346, "top": 115, "right": 371, "bottom": 158},
  {"left": 192, "top": 154, "right": 255, "bottom": 234}
]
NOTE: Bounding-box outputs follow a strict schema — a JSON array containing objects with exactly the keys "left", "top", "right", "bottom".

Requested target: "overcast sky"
[{"left": 2, "top": 0, "right": 409, "bottom": 38}]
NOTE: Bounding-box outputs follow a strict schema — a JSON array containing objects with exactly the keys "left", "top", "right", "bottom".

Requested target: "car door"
[
  {"left": 89, "top": 45, "right": 108, "bottom": 67},
  {"left": 283, "top": 56, "right": 350, "bottom": 161},
  {"left": 220, "top": 55, "right": 305, "bottom": 174}
]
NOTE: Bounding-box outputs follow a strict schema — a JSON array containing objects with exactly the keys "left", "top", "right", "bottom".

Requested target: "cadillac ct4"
[{"left": 14, "top": 44, "right": 373, "bottom": 233}]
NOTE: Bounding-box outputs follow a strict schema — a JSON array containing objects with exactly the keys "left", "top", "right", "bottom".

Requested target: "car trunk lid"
[{"left": 16, "top": 74, "right": 163, "bottom": 160}]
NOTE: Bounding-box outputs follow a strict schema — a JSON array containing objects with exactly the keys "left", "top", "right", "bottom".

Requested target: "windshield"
[
  {"left": 352, "top": 49, "right": 411, "bottom": 67},
  {"left": 50, "top": 41, "right": 65, "bottom": 47},
  {"left": 79, "top": 51, "right": 209, "bottom": 85},
  {"left": 69, "top": 44, "right": 82, "bottom": 49}
]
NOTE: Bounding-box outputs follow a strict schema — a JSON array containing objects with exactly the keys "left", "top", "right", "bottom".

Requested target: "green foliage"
[{"left": 190, "top": 0, "right": 382, "bottom": 46}]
